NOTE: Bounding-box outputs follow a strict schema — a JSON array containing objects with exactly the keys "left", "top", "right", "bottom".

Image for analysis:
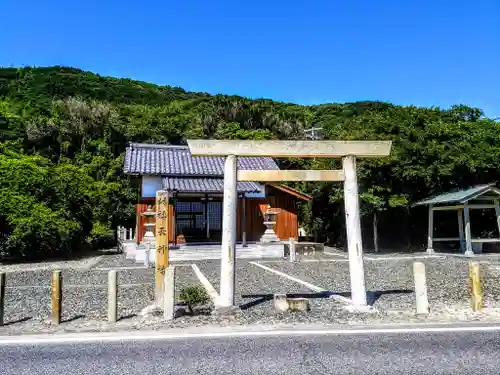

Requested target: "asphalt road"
[{"left": 1, "top": 329, "right": 498, "bottom": 374}]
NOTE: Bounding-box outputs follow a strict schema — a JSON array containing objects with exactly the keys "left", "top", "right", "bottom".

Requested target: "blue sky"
[{"left": 1, "top": 0, "right": 499, "bottom": 117}]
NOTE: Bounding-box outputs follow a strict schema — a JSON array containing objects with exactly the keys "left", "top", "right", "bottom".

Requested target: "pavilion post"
[
  {"left": 220, "top": 154, "right": 238, "bottom": 307},
  {"left": 204, "top": 195, "right": 209, "bottom": 239},
  {"left": 242, "top": 195, "right": 247, "bottom": 247},
  {"left": 494, "top": 199, "right": 500, "bottom": 237},
  {"left": 463, "top": 204, "right": 473, "bottom": 256},
  {"left": 342, "top": 155, "right": 367, "bottom": 307},
  {"left": 426, "top": 205, "right": 434, "bottom": 253},
  {"left": 458, "top": 209, "right": 465, "bottom": 253}
]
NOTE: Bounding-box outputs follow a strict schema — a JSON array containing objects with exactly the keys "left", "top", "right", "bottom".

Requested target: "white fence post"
[
  {"left": 413, "top": 262, "right": 429, "bottom": 314},
  {"left": 289, "top": 238, "right": 296, "bottom": 262},
  {"left": 107, "top": 270, "right": 118, "bottom": 323},
  {"left": 163, "top": 266, "right": 176, "bottom": 320},
  {"left": 144, "top": 244, "right": 151, "bottom": 268}
]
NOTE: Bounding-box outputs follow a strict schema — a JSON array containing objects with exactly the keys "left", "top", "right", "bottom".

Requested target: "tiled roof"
[
  {"left": 163, "top": 177, "right": 261, "bottom": 193},
  {"left": 124, "top": 143, "right": 279, "bottom": 176},
  {"left": 414, "top": 183, "right": 500, "bottom": 206}
]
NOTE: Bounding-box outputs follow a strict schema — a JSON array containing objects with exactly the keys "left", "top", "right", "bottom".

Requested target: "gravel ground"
[
  {"left": 0, "top": 261, "right": 201, "bottom": 335},
  {"left": 4, "top": 254, "right": 500, "bottom": 335},
  {"left": 4, "top": 268, "right": 158, "bottom": 287},
  {"left": 93, "top": 254, "right": 141, "bottom": 269},
  {"left": 263, "top": 257, "right": 500, "bottom": 311}
]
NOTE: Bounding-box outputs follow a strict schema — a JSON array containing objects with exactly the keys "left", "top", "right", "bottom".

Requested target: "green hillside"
[{"left": 1, "top": 66, "right": 499, "bottom": 260}]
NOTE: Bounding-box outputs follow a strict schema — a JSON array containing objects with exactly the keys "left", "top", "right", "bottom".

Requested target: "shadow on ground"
[
  {"left": 239, "top": 289, "right": 413, "bottom": 310},
  {"left": 62, "top": 314, "right": 86, "bottom": 323},
  {"left": 1, "top": 317, "right": 32, "bottom": 326}
]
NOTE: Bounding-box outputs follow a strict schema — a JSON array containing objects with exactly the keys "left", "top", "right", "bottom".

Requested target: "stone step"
[
  {"left": 121, "top": 240, "right": 285, "bottom": 263},
  {"left": 134, "top": 246, "right": 284, "bottom": 263}
]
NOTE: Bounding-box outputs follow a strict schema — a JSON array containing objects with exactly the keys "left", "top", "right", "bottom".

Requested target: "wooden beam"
[
  {"left": 471, "top": 238, "right": 500, "bottom": 243},
  {"left": 432, "top": 204, "right": 497, "bottom": 211},
  {"left": 237, "top": 169, "right": 344, "bottom": 182},
  {"left": 187, "top": 140, "right": 392, "bottom": 158},
  {"left": 471, "top": 196, "right": 500, "bottom": 201}
]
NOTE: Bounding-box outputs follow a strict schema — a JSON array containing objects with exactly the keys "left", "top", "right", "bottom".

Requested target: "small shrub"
[{"left": 179, "top": 285, "right": 211, "bottom": 312}]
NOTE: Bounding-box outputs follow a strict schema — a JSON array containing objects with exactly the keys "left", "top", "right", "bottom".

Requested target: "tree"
[{"left": 1, "top": 65, "right": 499, "bottom": 260}]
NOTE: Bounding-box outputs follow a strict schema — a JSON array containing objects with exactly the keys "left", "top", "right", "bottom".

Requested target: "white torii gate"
[{"left": 187, "top": 139, "right": 393, "bottom": 309}]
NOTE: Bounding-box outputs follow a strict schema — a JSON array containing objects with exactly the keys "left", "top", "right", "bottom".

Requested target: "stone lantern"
[
  {"left": 260, "top": 205, "right": 281, "bottom": 243},
  {"left": 141, "top": 205, "right": 156, "bottom": 244}
]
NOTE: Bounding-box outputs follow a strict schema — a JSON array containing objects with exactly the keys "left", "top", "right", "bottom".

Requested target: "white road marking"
[
  {"left": 2, "top": 323, "right": 500, "bottom": 345},
  {"left": 249, "top": 261, "right": 352, "bottom": 305},
  {"left": 191, "top": 264, "right": 220, "bottom": 306},
  {"left": 250, "top": 262, "right": 324, "bottom": 292}
]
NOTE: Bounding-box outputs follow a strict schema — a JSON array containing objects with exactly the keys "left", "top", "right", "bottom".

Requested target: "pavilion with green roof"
[{"left": 415, "top": 183, "right": 500, "bottom": 256}]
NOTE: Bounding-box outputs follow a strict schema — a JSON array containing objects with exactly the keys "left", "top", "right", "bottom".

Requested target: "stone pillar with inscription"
[{"left": 155, "top": 190, "right": 169, "bottom": 304}]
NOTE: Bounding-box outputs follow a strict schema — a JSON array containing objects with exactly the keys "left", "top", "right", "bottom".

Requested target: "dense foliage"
[{"left": 1, "top": 66, "right": 499, "bottom": 260}]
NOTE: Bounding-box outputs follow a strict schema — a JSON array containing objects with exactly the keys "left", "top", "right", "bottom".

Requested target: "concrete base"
[
  {"left": 256, "top": 242, "right": 285, "bottom": 258},
  {"left": 287, "top": 298, "right": 310, "bottom": 312},
  {"left": 273, "top": 294, "right": 311, "bottom": 312},
  {"left": 122, "top": 242, "right": 138, "bottom": 259},
  {"left": 259, "top": 225, "right": 280, "bottom": 244},
  {"left": 284, "top": 242, "right": 324, "bottom": 257},
  {"left": 123, "top": 244, "right": 137, "bottom": 259},
  {"left": 273, "top": 294, "right": 289, "bottom": 312},
  {"left": 134, "top": 244, "right": 156, "bottom": 264},
  {"left": 260, "top": 236, "right": 281, "bottom": 244},
  {"left": 131, "top": 243, "right": 285, "bottom": 265}
]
